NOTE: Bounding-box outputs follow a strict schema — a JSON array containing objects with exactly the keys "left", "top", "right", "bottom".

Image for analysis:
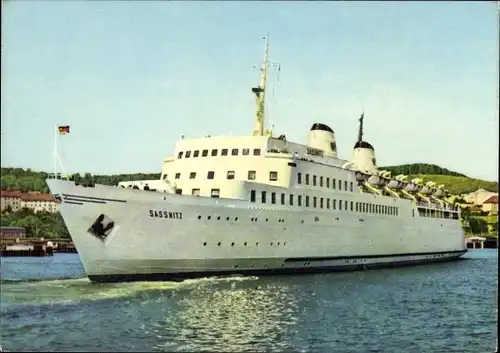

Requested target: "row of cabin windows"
[
  {"left": 178, "top": 148, "right": 261, "bottom": 159},
  {"left": 173, "top": 170, "right": 278, "bottom": 181},
  {"left": 249, "top": 190, "right": 399, "bottom": 215},
  {"left": 297, "top": 173, "right": 354, "bottom": 192}
]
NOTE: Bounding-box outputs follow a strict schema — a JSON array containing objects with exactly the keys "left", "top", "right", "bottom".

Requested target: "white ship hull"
[{"left": 47, "top": 179, "right": 467, "bottom": 283}]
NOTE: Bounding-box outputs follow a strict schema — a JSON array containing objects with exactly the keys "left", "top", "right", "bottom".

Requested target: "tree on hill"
[{"left": 379, "top": 163, "right": 467, "bottom": 177}]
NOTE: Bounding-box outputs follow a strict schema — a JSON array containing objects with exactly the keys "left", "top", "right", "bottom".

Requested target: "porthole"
[
  {"left": 208, "top": 216, "right": 211, "bottom": 220},
  {"left": 217, "top": 242, "right": 221, "bottom": 246},
  {"left": 284, "top": 242, "right": 286, "bottom": 246},
  {"left": 301, "top": 220, "right": 304, "bottom": 223},
  {"left": 226, "top": 217, "right": 230, "bottom": 221},
  {"left": 256, "top": 242, "right": 259, "bottom": 246},
  {"left": 277, "top": 242, "right": 280, "bottom": 246},
  {"left": 231, "top": 242, "right": 235, "bottom": 246},
  {"left": 270, "top": 242, "right": 273, "bottom": 246},
  {"left": 234, "top": 265, "right": 239, "bottom": 268},
  {"left": 235, "top": 217, "right": 239, "bottom": 221},
  {"left": 266, "top": 218, "right": 269, "bottom": 222},
  {"left": 244, "top": 242, "right": 247, "bottom": 246},
  {"left": 203, "top": 242, "right": 207, "bottom": 246},
  {"left": 198, "top": 215, "right": 202, "bottom": 220},
  {"left": 217, "top": 216, "right": 221, "bottom": 220}
]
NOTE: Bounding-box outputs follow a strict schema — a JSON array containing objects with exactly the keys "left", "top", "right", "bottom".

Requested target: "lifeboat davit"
[
  {"left": 355, "top": 171, "right": 368, "bottom": 182},
  {"left": 387, "top": 179, "right": 405, "bottom": 190}
]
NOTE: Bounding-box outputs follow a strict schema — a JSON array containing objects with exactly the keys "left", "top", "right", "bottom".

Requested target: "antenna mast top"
[
  {"left": 357, "top": 111, "right": 364, "bottom": 142},
  {"left": 251, "top": 35, "right": 269, "bottom": 136}
]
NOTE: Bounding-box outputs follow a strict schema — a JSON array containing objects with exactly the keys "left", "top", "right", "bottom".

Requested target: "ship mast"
[
  {"left": 357, "top": 111, "right": 364, "bottom": 142},
  {"left": 252, "top": 35, "right": 269, "bottom": 136}
]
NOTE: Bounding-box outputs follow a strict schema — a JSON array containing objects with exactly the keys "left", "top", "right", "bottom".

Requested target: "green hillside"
[{"left": 1, "top": 164, "right": 497, "bottom": 196}]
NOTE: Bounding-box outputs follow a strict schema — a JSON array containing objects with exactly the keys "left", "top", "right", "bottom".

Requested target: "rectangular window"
[
  {"left": 289, "top": 194, "right": 294, "bottom": 206},
  {"left": 270, "top": 171, "right": 278, "bottom": 181},
  {"left": 248, "top": 170, "right": 256, "bottom": 180},
  {"left": 344, "top": 200, "right": 348, "bottom": 210},
  {"left": 327, "top": 198, "right": 330, "bottom": 209},
  {"left": 211, "top": 189, "right": 220, "bottom": 198},
  {"left": 192, "top": 188, "right": 200, "bottom": 196},
  {"left": 189, "top": 172, "right": 196, "bottom": 179},
  {"left": 344, "top": 181, "right": 348, "bottom": 191},
  {"left": 175, "top": 188, "right": 182, "bottom": 195},
  {"left": 313, "top": 197, "right": 317, "bottom": 208},
  {"left": 227, "top": 171, "right": 235, "bottom": 180},
  {"left": 350, "top": 201, "right": 353, "bottom": 211},
  {"left": 231, "top": 148, "right": 238, "bottom": 156},
  {"left": 298, "top": 173, "right": 302, "bottom": 184},
  {"left": 333, "top": 199, "right": 336, "bottom": 210},
  {"left": 193, "top": 150, "right": 199, "bottom": 157},
  {"left": 250, "top": 190, "right": 256, "bottom": 202},
  {"left": 281, "top": 193, "right": 285, "bottom": 205},
  {"left": 242, "top": 148, "right": 250, "bottom": 155},
  {"left": 211, "top": 149, "right": 218, "bottom": 156},
  {"left": 207, "top": 171, "right": 215, "bottom": 179},
  {"left": 320, "top": 197, "right": 324, "bottom": 208},
  {"left": 332, "top": 178, "right": 336, "bottom": 189},
  {"left": 320, "top": 176, "right": 324, "bottom": 187},
  {"left": 350, "top": 182, "right": 354, "bottom": 192},
  {"left": 175, "top": 173, "right": 181, "bottom": 179},
  {"left": 221, "top": 149, "right": 228, "bottom": 156},
  {"left": 185, "top": 151, "right": 191, "bottom": 158},
  {"left": 298, "top": 195, "right": 302, "bottom": 206},
  {"left": 305, "top": 196, "right": 310, "bottom": 207},
  {"left": 261, "top": 191, "right": 267, "bottom": 203},
  {"left": 305, "top": 174, "right": 310, "bottom": 185},
  {"left": 356, "top": 202, "right": 359, "bottom": 212},
  {"left": 339, "top": 200, "right": 342, "bottom": 210},
  {"left": 271, "top": 192, "right": 276, "bottom": 204},
  {"left": 313, "top": 175, "right": 317, "bottom": 186},
  {"left": 253, "top": 148, "right": 261, "bottom": 156},
  {"left": 202, "top": 149, "right": 208, "bottom": 157},
  {"left": 326, "top": 178, "right": 330, "bottom": 188},
  {"left": 178, "top": 151, "right": 183, "bottom": 159}
]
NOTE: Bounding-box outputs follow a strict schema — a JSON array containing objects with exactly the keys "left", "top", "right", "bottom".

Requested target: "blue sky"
[{"left": 1, "top": 1, "right": 498, "bottom": 181}]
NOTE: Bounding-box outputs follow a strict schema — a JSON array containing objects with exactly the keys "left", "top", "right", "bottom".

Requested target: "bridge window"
[
  {"left": 305, "top": 174, "right": 310, "bottom": 185},
  {"left": 313, "top": 175, "right": 317, "bottom": 186},
  {"left": 261, "top": 191, "right": 267, "bottom": 203},
  {"left": 207, "top": 171, "right": 215, "bottom": 179},
  {"left": 305, "top": 196, "right": 310, "bottom": 207},
  {"left": 253, "top": 148, "right": 261, "bottom": 156},
  {"left": 211, "top": 149, "right": 218, "bottom": 156},
  {"left": 202, "top": 149, "right": 209, "bottom": 157},
  {"left": 178, "top": 151, "right": 183, "bottom": 159},
  {"left": 297, "top": 173, "right": 302, "bottom": 184},
  {"left": 189, "top": 172, "right": 196, "bottom": 179},
  {"left": 175, "top": 173, "right": 181, "bottom": 179},
  {"left": 242, "top": 148, "right": 250, "bottom": 155},
  {"left": 298, "top": 195, "right": 302, "bottom": 206},
  {"left": 192, "top": 188, "right": 200, "bottom": 196},
  {"left": 270, "top": 171, "right": 278, "bottom": 181},
  {"left": 193, "top": 150, "right": 199, "bottom": 157},
  {"left": 281, "top": 193, "right": 285, "bottom": 205},
  {"left": 227, "top": 171, "right": 235, "bottom": 180},
  {"left": 221, "top": 149, "right": 228, "bottom": 156},
  {"left": 313, "top": 197, "right": 317, "bottom": 208},
  {"left": 289, "top": 194, "right": 294, "bottom": 206},
  {"left": 271, "top": 192, "right": 276, "bottom": 204},
  {"left": 248, "top": 170, "right": 256, "bottom": 180},
  {"left": 185, "top": 151, "right": 191, "bottom": 158},
  {"left": 231, "top": 148, "right": 238, "bottom": 156},
  {"left": 211, "top": 189, "right": 220, "bottom": 198},
  {"left": 250, "top": 190, "right": 256, "bottom": 202}
]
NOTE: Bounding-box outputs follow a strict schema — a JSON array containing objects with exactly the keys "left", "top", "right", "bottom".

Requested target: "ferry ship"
[{"left": 46, "top": 36, "right": 467, "bottom": 283}]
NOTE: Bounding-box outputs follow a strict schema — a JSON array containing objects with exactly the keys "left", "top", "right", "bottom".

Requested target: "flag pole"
[{"left": 53, "top": 124, "right": 58, "bottom": 179}]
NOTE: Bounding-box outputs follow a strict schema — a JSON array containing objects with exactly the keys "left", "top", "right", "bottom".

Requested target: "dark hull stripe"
[
  {"left": 284, "top": 249, "right": 467, "bottom": 262},
  {"left": 62, "top": 193, "right": 127, "bottom": 203},
  {"left": 64, "top": 197, "right": 106, "bottom": 204},
  {"left": 88, "top": 253, "right": 467, "bottom": 283},
  {"left": 64, "top": 200, "right": 84, "bottom": 205}
]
